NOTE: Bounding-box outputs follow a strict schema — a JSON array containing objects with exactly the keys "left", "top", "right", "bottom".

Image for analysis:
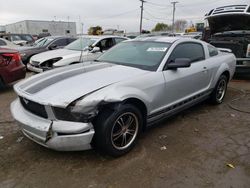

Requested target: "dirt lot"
[{"left": 0, "top": 78, "right": 250, "bottom": 188}]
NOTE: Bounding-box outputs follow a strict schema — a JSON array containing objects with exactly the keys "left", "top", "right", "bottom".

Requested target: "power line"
[{"left": 84, "top": 8, "right": 139, "bottom": 21}]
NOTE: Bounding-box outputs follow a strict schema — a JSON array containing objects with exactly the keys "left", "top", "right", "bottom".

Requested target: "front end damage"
[
  {"left": 10, "top": 89, "right": 123, "bottom": 151},
  {"left": 11, "top": 99, "right": 95, "bottom": 151}
]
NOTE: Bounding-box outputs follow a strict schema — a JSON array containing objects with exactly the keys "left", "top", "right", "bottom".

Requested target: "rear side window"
[
  {"left": 0, "top": 39, "right": 7, "bottom": 46},
  {"left": 208, "top": 44, "right": 219, "bottom": 57},
  {"left": 168, "top": 42, "right": 205, "bottom": 63},
  {"left": 53, "top": 38, "right": 68, "bottom": 47},
  {"left": 67, "top": 38, "right": 76, "bottom": 44}
]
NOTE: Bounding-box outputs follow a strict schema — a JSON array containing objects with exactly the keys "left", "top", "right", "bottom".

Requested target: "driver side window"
[
  {"left": 96, "top": 38, "right": 114, "bottom": 51},
  {"left": 168, "top": 43, "right": 205, "bottom": 63}
]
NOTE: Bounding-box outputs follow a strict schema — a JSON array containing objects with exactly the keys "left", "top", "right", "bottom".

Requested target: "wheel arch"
[
  {"left": 123, "top": 98, "right": 148, "bottom": 130},
  {"left": 221, "top": 70, "right": 230, "bottom": 82}
]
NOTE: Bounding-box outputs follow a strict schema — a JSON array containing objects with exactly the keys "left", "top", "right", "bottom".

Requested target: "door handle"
[{"left": 202, "top": 67, "right": 208, "bottom": 73}]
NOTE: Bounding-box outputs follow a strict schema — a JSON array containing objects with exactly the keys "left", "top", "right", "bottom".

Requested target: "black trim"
[{"left": 147, "top": 90, "right": 212, "bottom": 123}]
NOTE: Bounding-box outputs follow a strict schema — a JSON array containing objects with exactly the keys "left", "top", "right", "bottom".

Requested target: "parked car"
[
  {"left": 182, "top": 32, "right": 202, "bottom": 39},
  {"left": 27, "top": 35, "right": 128, "bottom": 73},
  {"left": 18, "top": 36, "right": 77, "bottom": 65},
  {"left": 0, "top": 38, "right": 19, "bottom": 49},
  {"left": 0, "top": 33, "right": 35, "bottom": 46},
  {"left": 11, "top": 37, "right": 236, "bottom": 156},
  {"left": 0, "top": 48, "right": 26, "bottom": 89},
  {"left": 204, "top": 4, "right": 250, "bottom": 75}
]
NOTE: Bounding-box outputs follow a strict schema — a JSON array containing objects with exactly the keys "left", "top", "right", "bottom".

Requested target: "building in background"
[
  {"left": 0, "top": 26, "right": 6, "bottom": 34},
  {"left": 5, "top": 20, "right": 77, "bottom": 36}
]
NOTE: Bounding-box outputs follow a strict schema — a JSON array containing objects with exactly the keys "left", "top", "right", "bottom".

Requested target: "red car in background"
[{"left": 0, "top": 48, "right": 26, "bottom": 89}]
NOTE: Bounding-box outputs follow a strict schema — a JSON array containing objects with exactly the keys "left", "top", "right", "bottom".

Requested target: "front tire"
[
  {"left": 210, "top": 75, "right": 228, "bottom": 104},
  {"left": 93, "top": 104, "right": 143, "bottom": 157}
]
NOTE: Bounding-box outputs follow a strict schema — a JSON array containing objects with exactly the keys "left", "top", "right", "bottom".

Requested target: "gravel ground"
[{"left": 0, "top": 78, "right": 250, "bottom": 188}]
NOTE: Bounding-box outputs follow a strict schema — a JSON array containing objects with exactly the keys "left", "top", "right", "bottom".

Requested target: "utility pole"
[
  {"left": 139, "top": 0, "right": 145, "bottom": 34},
  {"left": 171, "top": 1, "right": 178, "bottom": 34}
]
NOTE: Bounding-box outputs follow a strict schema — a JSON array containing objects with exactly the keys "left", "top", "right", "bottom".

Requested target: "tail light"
[
  {"left": 0, "top": 53, "right": 21, "bottom": 67},
  {"left": 246, "top": 44, "right": 250, "bottom": 57}
]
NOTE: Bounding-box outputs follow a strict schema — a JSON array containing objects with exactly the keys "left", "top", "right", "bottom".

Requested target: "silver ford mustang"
[{"left": 11, "top": 37, "right": 236, "bottom": 156}]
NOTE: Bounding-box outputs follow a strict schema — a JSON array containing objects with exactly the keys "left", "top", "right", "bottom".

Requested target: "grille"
[
  {"left": 20, "top": 97, "right": 48, "bottom": 118},
  {"left": 212, "top": 5, "right": 248, "bottom": 15}
]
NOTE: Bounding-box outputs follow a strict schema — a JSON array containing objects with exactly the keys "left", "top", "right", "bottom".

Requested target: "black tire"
[
  {"left": 93, "top": 104, "right": 143, "bottom": 157},
  {"left": 210, "top": 74, "right": 228, "bottom": 104}
]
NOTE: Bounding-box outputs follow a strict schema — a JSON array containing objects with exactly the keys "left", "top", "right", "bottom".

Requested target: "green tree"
[
  {"left": 152, "top": 23, "right": 169, "bottom": 32},
  {"left": 88, "top": 26, "right": 103, "bottom": 35}
]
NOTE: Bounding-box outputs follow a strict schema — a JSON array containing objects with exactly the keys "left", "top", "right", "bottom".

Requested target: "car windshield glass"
[
  {"left": 33, "top": 38, "right": 54, "bottom": 47},
  {"left": 65, "top": 37, "right": 97, "bottom": 51},
  {"left": 97, "top": 41, "right": 171, "bottom": 71},
  {"left": 21, "top": 35, "right": 33, "bottom": 42},
  {"left": 11, "top": 35, "right": 22, "bottom": 41}
]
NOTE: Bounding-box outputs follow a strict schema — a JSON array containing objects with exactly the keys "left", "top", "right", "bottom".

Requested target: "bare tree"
[{"left": 174, "top": 19, "right": 188, "bottom": 32}]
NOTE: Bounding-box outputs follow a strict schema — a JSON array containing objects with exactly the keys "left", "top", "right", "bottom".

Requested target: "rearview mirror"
[
  {"left": 49, "top": 44, "right": 57, "bottom": 50},
  {"left": 90, "top": 47, "right": 101, "bottom": 53},
  {"left": 167, "top": 58, "right": 191, "bottom": 69}
]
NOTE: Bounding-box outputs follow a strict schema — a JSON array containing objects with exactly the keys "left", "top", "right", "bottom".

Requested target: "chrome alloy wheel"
[
  {"left": 216, "top": 79, "right": 227, "bottom": 102},
  {"left": 111, "top": 112, "right": 139, "bottom": 150}
]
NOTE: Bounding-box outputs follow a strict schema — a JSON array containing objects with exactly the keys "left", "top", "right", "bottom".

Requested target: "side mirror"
[
  {"left": 49, "top": 44, "right": 57, "bottom": 50},
  {"left": 167, "top": 58, "right": 191, "bottom": 69},
  {"left": 91, "top": 46, "right": 101, "bottom": 53}
]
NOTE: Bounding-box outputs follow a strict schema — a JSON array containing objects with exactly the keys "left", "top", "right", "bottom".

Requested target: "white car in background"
[
  {"left": 0, "top": 38, "right": 20, "bottom": 49},
  {"left": 27, "top": 35, "right": 128, "bottom": 73}
]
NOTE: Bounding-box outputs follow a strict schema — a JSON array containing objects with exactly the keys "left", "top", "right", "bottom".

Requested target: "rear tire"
[
  {"left": 210, "top": 75, "right": 228, "bottom": 104},
  {"left": 93, "top": 104, "right": 143, "bottom": 157}
]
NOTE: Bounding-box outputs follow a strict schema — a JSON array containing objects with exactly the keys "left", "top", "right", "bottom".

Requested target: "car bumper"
[
  {"left": 27, "top": 63, "right": 43, "bottom": 73},
  {"left": 235, "top": 59, "right": 250, "bottom": 74},
  {"left": 1, "top": 63, "right": 26, "bottom": 85},
  {"left": 10, "top": 99, "right": 95, "bottom": 151}
]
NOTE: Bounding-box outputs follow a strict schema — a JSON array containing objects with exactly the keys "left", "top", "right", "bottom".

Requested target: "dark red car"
[{"left": 0, "top": 48, "right": 26, "bottom": 89}]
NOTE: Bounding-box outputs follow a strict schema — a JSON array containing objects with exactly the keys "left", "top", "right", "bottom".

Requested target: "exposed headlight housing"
[{"left": 53, "top": 106, "right": 95, "bottom": 123}]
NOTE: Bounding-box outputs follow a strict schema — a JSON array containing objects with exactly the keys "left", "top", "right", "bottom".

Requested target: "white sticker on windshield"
[{"left": 147, "top": 47, "right": 168, "bottom": 52}]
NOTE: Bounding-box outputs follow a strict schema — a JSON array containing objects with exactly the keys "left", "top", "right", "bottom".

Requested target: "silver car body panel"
[{"left": 11, "top": 37, "right": 236, "bottom": 151}]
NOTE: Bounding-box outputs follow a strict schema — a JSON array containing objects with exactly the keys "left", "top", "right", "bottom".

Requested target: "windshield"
[
  {"left": 10, "top": 35, "right": 22, "bottom": 41},
  {"left": 65, "top": 37, "right": 97, "bottom": 51},
  {"left": 97, "top": 41, "right": 171, "bottom": 71},
  {"left": 20, "top": 35, "right": 33, "bottom": 42},
  {"left": 33, "top": 37, "right": 54, "bottom": 47}
]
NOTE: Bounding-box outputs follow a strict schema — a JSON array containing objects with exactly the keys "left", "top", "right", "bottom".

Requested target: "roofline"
[{"left": 5, "top": 20, "right": 76, "bottom": 26}]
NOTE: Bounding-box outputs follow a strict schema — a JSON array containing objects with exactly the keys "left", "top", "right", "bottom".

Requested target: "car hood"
[
  {"left": 17, "top": 46, "right": 41, "bottom": 52},
  {"left": 14, "top": 62, "right": 149, "bottom": 107},
  {"left": 31, "top": 48, "right": 81, "bottom": 62},
  {"left": 207, "top": 14, "right": 250, "bottom": 35}
]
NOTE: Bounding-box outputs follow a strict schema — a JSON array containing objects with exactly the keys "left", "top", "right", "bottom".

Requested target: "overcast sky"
[{"left": 0, "top": 0, "right": 249, "bottom": 33}]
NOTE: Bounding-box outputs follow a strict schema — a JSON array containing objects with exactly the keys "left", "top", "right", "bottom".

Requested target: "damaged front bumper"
[{"left": 10, "top": 99, "right": 95, "bottom": 151}]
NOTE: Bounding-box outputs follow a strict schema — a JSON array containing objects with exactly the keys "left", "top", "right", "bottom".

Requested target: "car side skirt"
[{"left": 146, "top": 90, "right": 213, "bottom": 127}]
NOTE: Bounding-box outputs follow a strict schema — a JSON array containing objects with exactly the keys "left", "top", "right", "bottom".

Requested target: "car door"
[
  {"left": 161, "top": 42, "right": 210, "bottom": 107},
  {"left": 84, "top": 38, "right": 115, "bottom": 61}
]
